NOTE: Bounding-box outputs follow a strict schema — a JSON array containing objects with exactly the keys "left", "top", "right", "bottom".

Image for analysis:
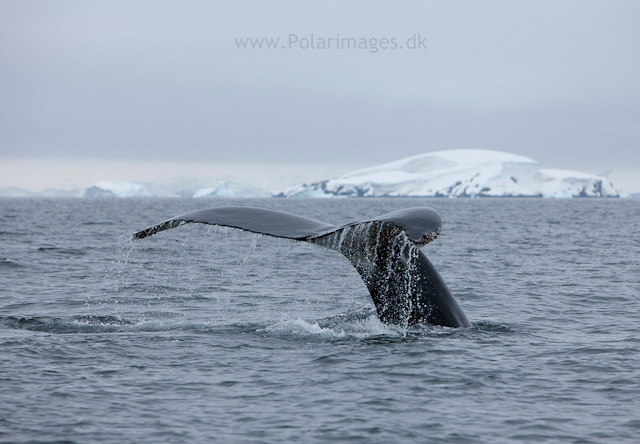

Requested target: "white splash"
[{"left": 261, "top": 314, "right": 404, "bottom": 340}]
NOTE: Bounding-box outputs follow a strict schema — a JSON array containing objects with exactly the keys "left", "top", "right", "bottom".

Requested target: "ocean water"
[{"left": 1, "top": 197, "right": 639, "bottom": 443}]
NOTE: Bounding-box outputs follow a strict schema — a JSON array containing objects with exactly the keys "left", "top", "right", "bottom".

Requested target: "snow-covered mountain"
[{"left": 278, "top": 150, "right": 619, "bottom": 198}]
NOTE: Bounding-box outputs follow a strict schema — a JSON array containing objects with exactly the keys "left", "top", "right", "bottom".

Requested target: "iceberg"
[
  {"left": 277, "top": 149, "right": 619, "bottom": 198},
  {"left": 0, "top": 187, "right": 36, "bottom": 197},
  {"left": 83, "top": 181, "right": 153, "bottom": 198},
  {"left": 193, "top": 181, "right": 235, "bottom": 198}
]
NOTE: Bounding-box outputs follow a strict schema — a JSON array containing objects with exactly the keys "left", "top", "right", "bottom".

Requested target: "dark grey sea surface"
[{"left": 1, "top": 197, "right": 639, "bottom": 443}]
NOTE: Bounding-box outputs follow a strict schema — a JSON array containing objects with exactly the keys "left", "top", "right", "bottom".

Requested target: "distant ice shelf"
[{"left": 277, "top": 149, "right": 619, "bottom": 198}]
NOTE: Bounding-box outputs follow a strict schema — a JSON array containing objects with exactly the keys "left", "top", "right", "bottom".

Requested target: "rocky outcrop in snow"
[{"left": 277, "top": 150, "right": 619, "bottom": 198}]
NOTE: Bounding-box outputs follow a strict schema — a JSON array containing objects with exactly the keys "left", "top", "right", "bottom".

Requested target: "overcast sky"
[{"left": 1, "top": 0, "right": 639, "bottom": 179}]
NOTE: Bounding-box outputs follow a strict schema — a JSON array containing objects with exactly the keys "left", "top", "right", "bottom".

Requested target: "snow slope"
[{"left": 278, "top": 150, "right": 619, "bottom": 198}]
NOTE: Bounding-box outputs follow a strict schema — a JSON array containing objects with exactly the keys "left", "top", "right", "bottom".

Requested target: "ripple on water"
[{"left": 0, "top": 258, "right": 25, "bottom": 268}]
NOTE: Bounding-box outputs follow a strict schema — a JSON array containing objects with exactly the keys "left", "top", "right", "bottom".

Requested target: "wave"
[
  {"left": 1, "top": 310, "right": 508, "bottom": 339},
  {"left": 0, "top": 258, "right": 24, "bottom": 268},
  {"left": 35, "top": 246, "right": 88, "bottom": 256}
]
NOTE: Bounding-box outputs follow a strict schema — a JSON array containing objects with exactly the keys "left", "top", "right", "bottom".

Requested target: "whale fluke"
[
  {"left": 132, "top": 206, "right": 470, "bottom": 328},
  {"left": 132, "top": 206, "right": 336, "bottom": 241}
]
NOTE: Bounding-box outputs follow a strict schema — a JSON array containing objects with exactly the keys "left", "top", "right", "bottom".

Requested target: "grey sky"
[{"left": 1, "top": 0, "right": 639, "bottom": 170}]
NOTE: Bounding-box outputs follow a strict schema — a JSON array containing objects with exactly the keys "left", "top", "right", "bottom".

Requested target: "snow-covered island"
[{"left": 277, "top": 149, "right": 619, "bottom": 198}]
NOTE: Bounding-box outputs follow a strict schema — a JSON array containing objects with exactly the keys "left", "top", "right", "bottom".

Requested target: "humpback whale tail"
[{"left": 133, "top": 206, "right": 470, "bottom": 328}]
